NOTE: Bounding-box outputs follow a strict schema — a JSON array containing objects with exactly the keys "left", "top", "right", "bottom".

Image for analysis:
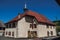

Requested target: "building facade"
[{"left": 5, "top": 8, "right": 56, "bottom": 38}]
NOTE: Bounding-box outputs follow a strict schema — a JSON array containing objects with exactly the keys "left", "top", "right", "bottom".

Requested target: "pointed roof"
[
  {"left": 7, "top": 10, "right": 55, "bottom": 25},
  {"left": 0, "top": 21, "right": 5, "bottom": 27}
]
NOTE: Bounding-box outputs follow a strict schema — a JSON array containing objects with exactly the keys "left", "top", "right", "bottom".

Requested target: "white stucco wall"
[
  {"left": 5, "top": 28, "right": 16, "bottom": 38},
  {"left": 37, "top": 24, "right": 47, "bottom": 37},
  {"left": 17, "top": 17, "right": 31, "bottom": 38},
  {"left": 17, "top": 17, "right": 56, "bottom": 38},
  {"left": 47, "top": 26, "right": 56, "bottom": 36},
  {"left": 37, "top": 24, "right": 56, "bottom": 37}
]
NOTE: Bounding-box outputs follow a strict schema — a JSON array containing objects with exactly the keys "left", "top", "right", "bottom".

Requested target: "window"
[
  {"left": 25, "top": 16, "right": 33, "bottom": 23},
  {"left": 12, "top": 22, "right": 15, "bottom": 27},
  {"left": 6, "top": 22, "right": 17, "bottom": 28},
  {"left": 9, "top": 24, "right": 11, "bottom": 28},
  {"left": 30, "top": 24, "right": 33, "bottom": 28},
  {"left": 12, "top": 32, "right": 14, "bottom": 36},
  {"left": 33, "top": 31, "right": 37, "bottom": 36},
  {"left": 47, "top": 31, "right": 49, "bottom": 36},
  {"left": 34, "top": 24, "right": 37, "bottom": 28},
  {"left": 5, "top": 24, "right": 8, "bottom": 28},
  {"left": 30, "top": 24, "right": 37, "bottom": 29},
  {"left": 9, "top": 31, "right": 11, "bottom": 36},
  {"left": 6, "top": 32, "right": 7, "bottom": 35},
  {"left": 51, "top": 31, "right": 53, "bottom": 35},
  {"left": 46, "top": 25, "right": 49, "bottom": 28},
  {"left": 28, "top": 31, "right": 31, "bottom": 38},
  {"left": 0, "top": 27, "right": 2, "bottom": 30},
  {"left": 12, "top": 22, "right": 17, "bottom": 28}
]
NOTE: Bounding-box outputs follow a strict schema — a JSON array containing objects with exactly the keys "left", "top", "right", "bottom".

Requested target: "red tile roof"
[{"left": 7, "top": 10, "right": 55, "bottom": 25}]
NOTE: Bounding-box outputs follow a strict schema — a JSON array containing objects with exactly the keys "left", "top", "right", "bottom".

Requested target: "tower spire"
[
  {"left": 23, "top": 3, "right": 28, "bottom": 12},
  {"left": 24, "top": 3, "right": 27, "bottom": 8}
]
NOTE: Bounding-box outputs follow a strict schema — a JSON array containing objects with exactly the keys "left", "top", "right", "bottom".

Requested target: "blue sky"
[{"left": 0, "top": 0, "right": 60, "bottom": 23}]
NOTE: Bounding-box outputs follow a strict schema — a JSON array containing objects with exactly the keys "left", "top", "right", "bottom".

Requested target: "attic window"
[{"left": 25, "top": 16, "right": 33, "bottom": 23}]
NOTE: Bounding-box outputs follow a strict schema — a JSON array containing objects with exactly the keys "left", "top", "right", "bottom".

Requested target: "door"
[{"left": 28, "top": 31, "right": 37, "bottom": 38}]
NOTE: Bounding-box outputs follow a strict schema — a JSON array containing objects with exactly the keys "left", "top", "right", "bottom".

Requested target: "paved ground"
[
  {"left": 0, "top": 36, "right": 60, "bottom": 40},
  {"left": 0, "top": 36, "right": 42, "bottom": 40}
]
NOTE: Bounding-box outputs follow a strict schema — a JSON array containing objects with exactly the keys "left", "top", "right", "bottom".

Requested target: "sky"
[{"left": 0, "top": 0, "right": 60, "bottom": 23}]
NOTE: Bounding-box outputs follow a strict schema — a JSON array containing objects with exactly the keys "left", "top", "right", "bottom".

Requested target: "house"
[
  {"left": 5, "top": 5, "right": 56, "bottom": 38},
  {"left": 0, "top": 21, "right": 5, "bottom": 36}
]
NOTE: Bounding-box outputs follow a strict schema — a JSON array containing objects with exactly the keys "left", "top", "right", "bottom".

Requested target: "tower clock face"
[{"left": 55, "top": 0, "right": 60, "bottom": 5}]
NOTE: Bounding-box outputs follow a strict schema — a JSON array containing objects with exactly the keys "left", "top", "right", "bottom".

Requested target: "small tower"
[{"left": 23, "top": 3, "right": 28, "bottom": 12}]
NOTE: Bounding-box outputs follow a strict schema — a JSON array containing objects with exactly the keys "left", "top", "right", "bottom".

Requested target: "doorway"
[{"left": 28, "top": 31, "right": 37, "bottom": 38}]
